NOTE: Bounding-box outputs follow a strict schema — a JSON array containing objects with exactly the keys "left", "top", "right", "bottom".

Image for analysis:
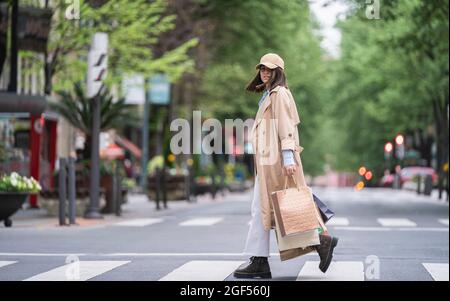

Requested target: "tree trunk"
[
  {"left": 433, "top": 97, "right": 449, "bottom": 200},
  {"left": 44, "top": 49, "right": 52, "bottom": 95},
  {"left": 83, "top": 135, "right": 92, "bottom": 162}
]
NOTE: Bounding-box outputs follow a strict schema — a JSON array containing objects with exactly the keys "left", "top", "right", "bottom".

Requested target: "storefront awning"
[
  {"left": 114, "top": 135, "right": 142, "bottom": 159},
  {"left": 0, "top": 92, "right": 47, "bottom": 114}
]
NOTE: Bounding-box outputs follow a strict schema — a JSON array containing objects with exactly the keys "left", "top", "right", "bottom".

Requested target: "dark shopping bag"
[{"left": 312, "top": 194, "right": 334, "bottom": 224}]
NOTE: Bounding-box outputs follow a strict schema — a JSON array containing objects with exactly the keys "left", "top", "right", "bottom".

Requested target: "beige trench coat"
[{"left": 250, "top": 85, "right": 314, "bottom": 260}]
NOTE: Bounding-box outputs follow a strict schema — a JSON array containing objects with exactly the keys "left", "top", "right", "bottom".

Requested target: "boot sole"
[
  {"left": 319, "top": 237, "right": 339, "bottom": 273},
  {"left": 233, "top": 272, "right": 272, "bottom": 279}
]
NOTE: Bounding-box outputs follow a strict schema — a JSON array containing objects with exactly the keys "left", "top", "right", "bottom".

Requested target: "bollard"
[
  {"left": 220, "top": 164, "right": 225, "bottom": 196},
  {"left": 424, "top": 174, "right": 433, "bottom": 196},
  {"left": 190, "top": 166, "right": 197, "bottom": 203},
  {"left": 112, "top": 163, "right": 118, "bottom": 215},
  {"left": 114, "top": 162, "right": 122, "bottom": 216},
  {"left": 161, "top": 167, "right": 168, "bottom": 209},
  {"left": 416, "top": 175, "right": 422, "bottom": 195},
  {"left": 155, "top": 167, "right": 161, "bottom": 210},
  {"left": 67, "top": 157, "right": 77, "bottom": 225},
  {"left": 58, "top": 158, "right": 67, "bottom": 226},
  {"left": 185, "top": 167, "right": 191, "bottom": 203},
  {"left": 211, "top": 172, "right": 216, "bottom": 200}
]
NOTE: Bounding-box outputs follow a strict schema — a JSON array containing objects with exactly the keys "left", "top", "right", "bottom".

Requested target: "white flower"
[{"left": 11, "top": 178, "right": 18, "bottom": 187}]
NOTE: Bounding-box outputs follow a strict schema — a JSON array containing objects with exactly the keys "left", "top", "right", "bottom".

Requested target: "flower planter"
[{"left": 0, "top": 192, "right": 29, "bottom": 227}]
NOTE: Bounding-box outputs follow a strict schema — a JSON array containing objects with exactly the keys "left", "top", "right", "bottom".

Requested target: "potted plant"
[{"left": 0, "top": 172, "right": 42, "bottom": 227}]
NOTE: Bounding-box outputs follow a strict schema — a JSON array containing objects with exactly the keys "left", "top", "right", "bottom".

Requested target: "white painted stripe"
[
  {"left": 423, "top": 263, "right": 449, "bottom": 281},
  {"left": 326, "top": 217, "right": 350, "bottom": 226},
  {"left": 113, "top": 218, "right": 164, "bottom": 227},
  {"left": 159, "top": 260, "right": 244, "bottom": 281},
  {"left": 438, "top": 219, "right": 449, "bottom": 226},
  {"left": 24, "top": 261, "right": 130, "bottom": 281},
  {"left": 297, "top": 261, "right": 365, "bottom": 281},
  {"left": 334, "top": 226, "right": 448, "bottom": 232},
  {"left": 377, "top": 218, "right": 417, "bottom": 227},
  {"left": 179, "top": 217, "right": 224, "bottom": 226},
  {"left": 0, "top": 261, "right": 17, "bottom": 268},
  {"left": 0, "top": 252, "right": 313, "bottom": 257},
  {"left": 0, "top": 253, "right": 87, "bottom": 257}
]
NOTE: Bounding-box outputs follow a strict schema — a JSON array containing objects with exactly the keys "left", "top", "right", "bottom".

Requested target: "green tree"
[
  {"left": 195, "top": 0, "right": 328, "bottom": 176},
  {"left": 46, "top": 0, "right": 198, "bottom": 93},
  {"left": 326, "top": 0, "right": 448, "bottom": 191}
]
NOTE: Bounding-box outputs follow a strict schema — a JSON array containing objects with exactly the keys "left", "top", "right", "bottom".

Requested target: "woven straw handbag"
[{"left": 271, "top": 175, "right": 320, "bottom": 237}]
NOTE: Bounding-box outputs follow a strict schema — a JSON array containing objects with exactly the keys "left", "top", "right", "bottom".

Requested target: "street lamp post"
[{"left": 85, "top": 32, "right": 108, "bottom": 219}]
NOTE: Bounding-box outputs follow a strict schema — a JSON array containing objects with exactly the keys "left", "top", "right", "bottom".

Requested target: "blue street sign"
[{"left": 148, "top": 74, "right": 170, "bottom": 105}]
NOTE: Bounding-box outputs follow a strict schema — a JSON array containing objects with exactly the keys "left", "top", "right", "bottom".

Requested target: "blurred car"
[
  {"left": 400, "top": 166, "right": 438, "bottom": 186},
  {"left": 380, "top": 166, "right": 438, "bottom": 188}
]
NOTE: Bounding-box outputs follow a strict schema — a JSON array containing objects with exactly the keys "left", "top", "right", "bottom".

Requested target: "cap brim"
[{"left": 255, "top": 62, "right": 278, "bottom": 70}]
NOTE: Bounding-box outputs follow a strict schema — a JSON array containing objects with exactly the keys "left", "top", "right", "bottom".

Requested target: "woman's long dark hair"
[{"left": 246, "top": 66, "right": 288, "bottom": 93}]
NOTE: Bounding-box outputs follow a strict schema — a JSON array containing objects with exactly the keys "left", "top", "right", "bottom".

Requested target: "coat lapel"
[{"left": 251, "top": 86, "right": 282, "bottom": 134}]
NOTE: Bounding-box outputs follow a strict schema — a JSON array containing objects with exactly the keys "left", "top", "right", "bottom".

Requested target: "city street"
[{"left": 0, "top": 187, "right": 448, "bottom": 281}]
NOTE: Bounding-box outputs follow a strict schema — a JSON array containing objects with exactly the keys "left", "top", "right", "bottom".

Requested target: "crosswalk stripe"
[
  {"left": 423, "top": 263, "right": 449, "bottom": 281},
  {"left": 159, "top": 260, "right": 244, "bottom": 281},
  {"left": 113, "top": 218, "right": 164, "bottom": 227},
  {"left": 23, "top": 261, "right": 130, "bottom": 281},
  {"left": 179, "top": 217, "right": 224, "bottom": 226},
  {"left": 296, "top": 261, "right": 365, "bottom": 281},
  {"left": 377, "top": 218, "right": 417, "bottom": 227},
  {"left": 438, "top": 219, "right": 449, "bottom": 226},
  {"left": 326, "top": 217, "right": 349, "bottom": 226},
  {"left": 0, "top": 261, "right": 17, "bottom": 268},
  {"left": 334, "top": 226, "right": 448, "bottom": 232}
]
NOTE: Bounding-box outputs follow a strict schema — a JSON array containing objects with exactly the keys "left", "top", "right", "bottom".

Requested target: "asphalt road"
[{"left": 0, "top": 187, "right": 448, "bottom": 281}]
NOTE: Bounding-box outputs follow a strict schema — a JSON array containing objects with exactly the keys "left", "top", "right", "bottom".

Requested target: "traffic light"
[
  {"left": 395, "top": 134, "right": 405, "bottom": 160},
  {"left": 87, "top": 32, "right": 108, "bottom": 98},
  {"left": 384, "top": 142, "right": 393, "bottom": 160}
]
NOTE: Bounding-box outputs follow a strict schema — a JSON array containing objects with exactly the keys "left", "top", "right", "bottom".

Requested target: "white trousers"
[{"left": 243, "top": 175, "right": 271, "bottom": 257}]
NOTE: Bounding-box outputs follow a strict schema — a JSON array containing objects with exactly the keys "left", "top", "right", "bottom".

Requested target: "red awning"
[{"left": 114, "top": 135, "right": 142, "bottom": 159}]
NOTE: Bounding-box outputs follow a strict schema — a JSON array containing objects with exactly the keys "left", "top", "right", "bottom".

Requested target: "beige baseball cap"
[{"left": 255, "top": 53, "right": 285, "bottom": 70}]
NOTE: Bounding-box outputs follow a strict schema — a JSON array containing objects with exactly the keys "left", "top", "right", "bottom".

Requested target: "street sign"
[
  {"left": 87, "top": 33, "right": 108, "bottom": 98},
  {"left": 149, "top": 74, "right": 170, "bottom": 105},
  {"left": 122, "top": 74, "right": 145, "bottom": 104}
]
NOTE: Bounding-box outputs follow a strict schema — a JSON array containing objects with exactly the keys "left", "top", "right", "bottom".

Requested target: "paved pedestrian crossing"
[
  {"left": 0, "top": 261, "right": 17, "bottom": 268},
  {"left": 110, "top": 216, "right": 449, "bottom": 230},
  {"left": 377, "top": 218, "right": 417, "bottom": 227},
  {"left": 325, "top": 217, "right": 350, "bottom": 226},
  {"left": 158, "top": 260, "right": 245, "bottom": 281},
  {"left": 179, "top": 217, "right": 224, "bottom": 226},
  {"left": 0, "top": 259, "right": 447, "bottom": 281},
  {"left": 113, "top": 218, "right": 164, "bottom": 227},
  {"left": 24, "top": 261, "right": 130, "bottom": 281},
  {"left": 422, "top": 263, "right": 449, "bottom": 281},
  {"left": 439, "top": 219, "right": 449, "bottom": 226},
  {"left": 296, "top": 261, "right": 365, "bottom": 281}
]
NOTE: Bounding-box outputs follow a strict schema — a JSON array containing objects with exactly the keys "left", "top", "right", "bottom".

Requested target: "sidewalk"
[{"left": 3, "top": 187, "right": 253, "bottom": 230}]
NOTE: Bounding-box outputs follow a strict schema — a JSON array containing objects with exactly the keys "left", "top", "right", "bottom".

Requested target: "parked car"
[
  {"left": 400, "top": 166, "right": 438, "bottom": 186},
  {"left": 380, "top": 166, "right": 438, "bottom": 188}
]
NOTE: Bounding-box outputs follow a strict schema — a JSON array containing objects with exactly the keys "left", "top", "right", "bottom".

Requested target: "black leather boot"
[
  {"left": 233, "top": 256, "right": 272, "bottom": 279},
  {"left": 315, "top": 234, "right": 339, "bottom": 273}
]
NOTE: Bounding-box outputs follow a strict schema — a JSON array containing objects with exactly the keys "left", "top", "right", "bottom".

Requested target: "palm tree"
[{"left": 50, "top": 82, "right": 135, "bottom": 160}]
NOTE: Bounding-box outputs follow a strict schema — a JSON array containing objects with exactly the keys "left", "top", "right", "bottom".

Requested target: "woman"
[{"left": 233, "top": 53, "right": 339, "bottom": 279}]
